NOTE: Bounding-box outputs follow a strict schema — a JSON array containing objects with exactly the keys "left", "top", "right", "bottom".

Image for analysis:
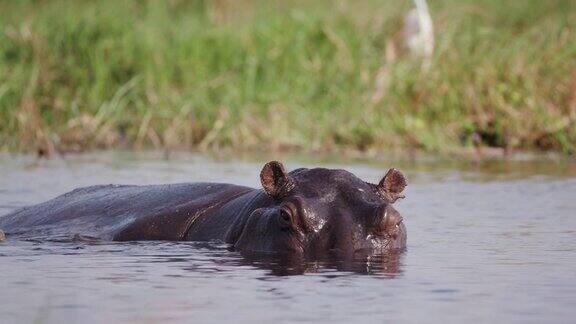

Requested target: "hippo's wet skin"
[{"left": 0, "top": 162, "right": 407, "bottom": 256}]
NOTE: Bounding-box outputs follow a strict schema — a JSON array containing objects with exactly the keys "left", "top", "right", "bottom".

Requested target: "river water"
[{"left": 0, "top": 152, "right": 575, "bottom": 324}]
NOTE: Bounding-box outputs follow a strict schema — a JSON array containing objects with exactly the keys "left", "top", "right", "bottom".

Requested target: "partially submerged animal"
[{"left": 0, "top": 161, "right": 407, "bottom": 256}]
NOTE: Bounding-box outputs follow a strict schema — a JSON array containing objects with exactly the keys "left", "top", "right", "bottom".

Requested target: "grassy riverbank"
[{"left": 1, "top": 0, "right": 575, "bottom": 155}]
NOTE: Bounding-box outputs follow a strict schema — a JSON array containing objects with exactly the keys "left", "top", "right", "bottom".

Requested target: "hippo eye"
[{"left": 278, "top": 209, "right": 293, "bottom": 229}]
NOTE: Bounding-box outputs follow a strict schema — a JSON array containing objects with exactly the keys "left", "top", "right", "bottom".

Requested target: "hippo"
[{"left": 0, "top": 161, "right": 407, "bottom": 256}]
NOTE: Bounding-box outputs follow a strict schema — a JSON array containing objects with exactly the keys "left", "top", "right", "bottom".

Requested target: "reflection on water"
[
  {"left": 0, "top": 152, "right": 575, "bottom": 323},
  {"left": 238, "top": 251, "right": 404, "bottom": 277}
]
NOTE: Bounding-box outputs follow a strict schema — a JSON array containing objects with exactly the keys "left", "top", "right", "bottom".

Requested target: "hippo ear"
[
  {"left": 260, "top": 161, "right": 295, "bottom": 199},
  {"left": 377, "top": 168, "right": 407, "bottom": 203}
]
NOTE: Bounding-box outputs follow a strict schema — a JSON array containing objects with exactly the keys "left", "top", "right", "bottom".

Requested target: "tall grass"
[{"left": 1, "top": 0, "right": 575, "bottom": 155}]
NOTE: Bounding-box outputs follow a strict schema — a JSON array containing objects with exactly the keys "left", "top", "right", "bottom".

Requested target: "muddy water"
[{"left": 0, "top": 152, "right": 575, "bottom": 324}]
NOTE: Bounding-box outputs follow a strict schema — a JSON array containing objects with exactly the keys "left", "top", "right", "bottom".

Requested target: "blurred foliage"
[{"left": 0, "top": 0, "right": 575, "bottom": 155}]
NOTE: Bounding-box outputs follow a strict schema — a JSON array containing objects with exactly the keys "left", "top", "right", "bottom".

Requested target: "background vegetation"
[{"left": 1, "top": 0, "right": 575, "bottom": 155}]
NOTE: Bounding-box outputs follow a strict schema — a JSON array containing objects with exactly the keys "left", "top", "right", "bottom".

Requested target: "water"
[{"left": 1, "top": 152, "right": 575, "bottom": 324}]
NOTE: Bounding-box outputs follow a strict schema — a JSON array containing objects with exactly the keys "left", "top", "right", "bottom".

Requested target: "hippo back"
[{"left": 0, "top": 183, "right": 253, "bottom": 241}]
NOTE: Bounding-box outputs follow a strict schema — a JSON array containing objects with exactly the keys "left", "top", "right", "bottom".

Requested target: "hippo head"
[{"left": 231, "top": 161, "right": 407, "bottom": 257}]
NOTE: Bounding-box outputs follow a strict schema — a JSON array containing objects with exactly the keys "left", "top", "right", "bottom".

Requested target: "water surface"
[{"left": 1, "top": 152, "right": 575, "bottom": 323}]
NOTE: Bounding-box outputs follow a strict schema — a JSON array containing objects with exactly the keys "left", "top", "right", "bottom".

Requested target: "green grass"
[{"left": 1, "top": 0, "right": 575, "bottom": 155}]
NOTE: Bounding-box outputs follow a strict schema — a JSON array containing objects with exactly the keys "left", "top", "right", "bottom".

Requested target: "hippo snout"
[
  {"left": 385, "top": 215, "right": 404, "bottom": 239},
  {"left": 365, "top": 206, "right": 406, "bottom": 252},
  {"left": 370, "top": 206, "right": 403, "bottom": 238}
]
